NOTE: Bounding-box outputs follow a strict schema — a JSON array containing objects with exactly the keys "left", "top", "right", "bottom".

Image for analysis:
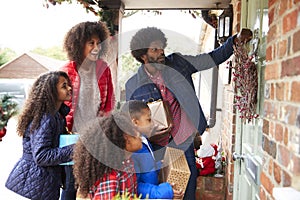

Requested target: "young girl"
[
  {"left": 60, "top": 21, "right": 115, "bottom": 199},
  {"left": 73, "top": 112, "right": 142, "bottom": 200},
  {"left": 5, "top": 71, "right": 74, "bottom": 200}
]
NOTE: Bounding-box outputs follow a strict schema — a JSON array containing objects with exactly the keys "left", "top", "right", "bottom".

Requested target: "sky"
[
  {"left": 0, "top": 0, "right": 98, "bottom": 54},
  {"left": 121, "top": 11, "right": 203, "bottom": 55},
  {"left": 0, "top": 0, "right": 203, "bottom": 55}
]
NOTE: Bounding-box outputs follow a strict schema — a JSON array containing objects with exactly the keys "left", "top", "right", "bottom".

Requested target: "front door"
[{"left": 233, "top": 0, "right": 268, "bottom": 199}]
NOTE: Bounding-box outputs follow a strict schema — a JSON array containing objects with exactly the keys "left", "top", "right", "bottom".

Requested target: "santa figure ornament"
[{"left": 196, "top": 144, "right": 218, "bottom": 176}]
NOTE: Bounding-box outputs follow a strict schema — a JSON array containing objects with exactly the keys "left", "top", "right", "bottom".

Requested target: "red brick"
[
  {"left": 265, "top": 62, "right": 280, "bottom": 80},
  {"left": 269, "top": 159, "right": 273, "bottom": 175},
  {"left": 275, "top": 123, "right": 284, "bottom": 142},
  {"left": 236, "top": 1, "right": 241, "bottom": 11},
  {"left": 284, "top": 127, "right": 289, "bottom": 145},
  {"left": 281, "top": 56, "right": 300, "bottom": 77},
  {"left": 279, "top": 0, "right": 288, "bottom": 16},
  {"left": 282, "top": 169, "right": 292, "bottom": 186},
  {"left": 291, "top": 81, "right": 300, "bottom": 102},
  {"left": 261, "top": 172, "right": 275, "bottom": 195},
  {"left": 278, "top": 39, "right": 287, "bottom": 58},
  {"left": 267, "top": 25, "right": 278, "bottom": 44},
  {"left": 283, "top": 10, "right": 298, "bottom": 34},
  {"left": 213, "top": 177, "right": 225, "bottom": 192},
  {"left": 268, "top": 7, "right": 275, "bottom": 26},
  {"left": 283, "top": 105, "right": 299, "bottom": 125},
  {"left": 270, "top": 121, "right": 275, "bottom": 138},
  {"left": 197, "top": 176, "right": 204, "bottom": 189},
  {"left": 200, "top": 193, "right": 224, "bottom": 200},
  {"left": 266, "top": 45, "right": 273, "bottom": 62},
  {"left": 284, "top": 82, "right": 290, "bottom": 100},
  {"left": 263, "top": 119, "right": 270, "bottom": 135},
  {"left": 275, "top": 82, "right": 285, "bottom": 101},
  {"left": 293, "top": 30, "right": 300, "bottom": 53},
  {"left": 226, "top": 190, "right": 233, "bottom": 200},
  {"left": 260, "top": 187, "right": 267, "bottom": 200},
  {"left": 264, "top": 101, "right": 278, "bottom": 121},
  {"left": 292, "top": 154, "right": 300, "bottom": 175},
  {"left": 278, "top": 145, "right": 291, "bottom": 167},
  {"left": 273, "top": 162, "right": 282, "bottom": 184},
  {"left": 288, "top": 0, "right": 293, "bottom": 8},
  {"left": 268, "top": 0, "right": 277, "bottom": 8},
  {"left": 263, "top": 135, "right": 277, "bottom": 158},
  {"left": 204, "top": 177, "right": 213, "bottom": 190},
  {"left": 264, "top": 101, "right": 272, "bottom": 119},
  {"left": 196, "top": 176, "right": 226, "bottom": 200},
  {"left": 270, "top": 83, "right": 275, "bottom": 100}
]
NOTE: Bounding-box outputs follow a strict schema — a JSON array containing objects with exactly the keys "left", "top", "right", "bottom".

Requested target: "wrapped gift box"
[
  {"left": 147, "top": 99, "right": 172, "bottom": 130},
  {"left": 59, "top": 134, "right": 79, "bottom": 165},
  {"left": 159, "top": 147, "right": 191, "bottom": 197}
]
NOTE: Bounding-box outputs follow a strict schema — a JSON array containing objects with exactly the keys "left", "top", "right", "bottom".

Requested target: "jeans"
[
  {"left": 61, "top": 165, "right": 77, "bottom": 200},
  {"left": 151, "top": 135, "right": 197, "bottom": 200}
]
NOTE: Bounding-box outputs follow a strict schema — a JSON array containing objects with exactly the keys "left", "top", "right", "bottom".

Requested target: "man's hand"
[
  {"left": 148, "top": 123, "right": 173, "bottom": 143},
  {"left": 234, "top": 28, "right": 253, "bottom": 45}
]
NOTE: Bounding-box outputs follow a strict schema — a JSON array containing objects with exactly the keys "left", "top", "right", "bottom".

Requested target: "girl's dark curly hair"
[
  {"left": 130, "top": 27, "right": 167, "bottom": 64},
  {"left": 73, "top": 113, "right": 137, "bottom": 197},
  {"left": 63, "top": 21, "right": 110, "bottom": 66},
  {"left": 121, "top": 100, "right": 149, "bottom": 120},
  {"left": 17, "top": 71, "right": 71, "bottom": 136}
]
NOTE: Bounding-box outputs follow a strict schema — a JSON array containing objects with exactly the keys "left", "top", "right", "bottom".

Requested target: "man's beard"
[{"left": 148, "top": 55, "right": 166, "bottom": 70}]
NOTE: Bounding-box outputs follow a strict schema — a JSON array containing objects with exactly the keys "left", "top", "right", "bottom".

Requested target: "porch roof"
[{"left": 100, "top": 0, "right": 232, "bottom": 10}]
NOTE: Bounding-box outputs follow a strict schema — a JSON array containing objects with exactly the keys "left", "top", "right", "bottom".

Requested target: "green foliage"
[
  {"left": 31, "top": 46, "right": 67, "bottom": 61},
  {"left": 118, "top": 53, "right": 140, "bottom": 91},
  {"left": 0, "top": 48, "right": 17, "bottom": 66},
  {"left": 0, "top": 95, "right": 18, "bottom": 129},
  {"left": 121, "top": 53, "right": 140, "bottom": 73}
]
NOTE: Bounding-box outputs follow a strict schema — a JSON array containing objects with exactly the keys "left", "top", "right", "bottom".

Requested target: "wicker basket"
[{"left": 159, "top": 147, "right": 191, "bottom": 195}]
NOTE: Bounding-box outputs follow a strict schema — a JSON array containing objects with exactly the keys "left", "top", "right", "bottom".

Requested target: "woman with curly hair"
[
  {"left": 5, "top": 71, "right": 74, "bottom": 200},
  {"left": 60, "top": 21, "right": 115, "bottom": 199},
  {"left": 73, "top": 112, "right": 142, "bottom": 199}
]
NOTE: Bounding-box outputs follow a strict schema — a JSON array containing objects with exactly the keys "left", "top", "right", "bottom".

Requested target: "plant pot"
[{"left": 0, "top": 126, "right": 7, "bottom": 141}]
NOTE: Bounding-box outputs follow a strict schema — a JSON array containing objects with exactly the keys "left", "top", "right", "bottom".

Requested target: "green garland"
[
  {"left": 44, "top": 0, "right": 119, "bottom": 35},
  {"left": 0, "top": 94, "right": 18, "bottom": 129}
]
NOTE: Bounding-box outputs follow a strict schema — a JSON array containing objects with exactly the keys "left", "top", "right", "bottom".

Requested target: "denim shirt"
[{"left": 126, "top": 35, "right": 235, "bottom": 136}]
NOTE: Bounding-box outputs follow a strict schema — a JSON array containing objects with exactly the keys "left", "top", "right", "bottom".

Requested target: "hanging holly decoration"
[{"left": 230, "top": 40, "right": 259, "bottom": 123}]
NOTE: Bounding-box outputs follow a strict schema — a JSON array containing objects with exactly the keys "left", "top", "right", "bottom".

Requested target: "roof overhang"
[{"left": 99, "top": 0, "right": 232, "bottom": 10}]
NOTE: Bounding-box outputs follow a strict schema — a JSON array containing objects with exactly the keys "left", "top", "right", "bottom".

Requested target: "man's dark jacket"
[{"left": 126, "top": 36, "right": 235, "bottom": 138}]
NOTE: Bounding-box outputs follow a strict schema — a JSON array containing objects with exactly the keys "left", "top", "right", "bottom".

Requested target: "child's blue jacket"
[{"left": 131, "top": 136, "right": 173, "bottom": 199}]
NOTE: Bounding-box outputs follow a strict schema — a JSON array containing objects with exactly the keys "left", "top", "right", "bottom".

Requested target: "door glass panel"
[{"left": 234, "top": 0, "right": 268, "bottom": 200}]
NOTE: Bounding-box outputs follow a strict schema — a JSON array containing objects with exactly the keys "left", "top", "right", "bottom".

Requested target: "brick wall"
[
  {"left": 196, "top": 176, "right": 226, "bottom": 200},
  {"left": 261, "top": 0, "right": 300, "bottom": 199}
]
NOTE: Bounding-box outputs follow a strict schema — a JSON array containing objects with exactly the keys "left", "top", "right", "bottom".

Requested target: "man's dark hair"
[{"left": 130, "top": 27, "right": 167, "bottom": 63}]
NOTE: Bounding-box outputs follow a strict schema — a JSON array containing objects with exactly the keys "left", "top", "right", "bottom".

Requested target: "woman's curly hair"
[
  {"left": 130, "top": 27, "right": 167, "bottom": 64},
  {"left": 17, "top": 71, "right": 71, "bottom": 136},
  {"left": 63, "top": 21, "right": 110, "bottom": 66},
  {"left": 73, "top": 112, "right": 137, "bottom": 197}
]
